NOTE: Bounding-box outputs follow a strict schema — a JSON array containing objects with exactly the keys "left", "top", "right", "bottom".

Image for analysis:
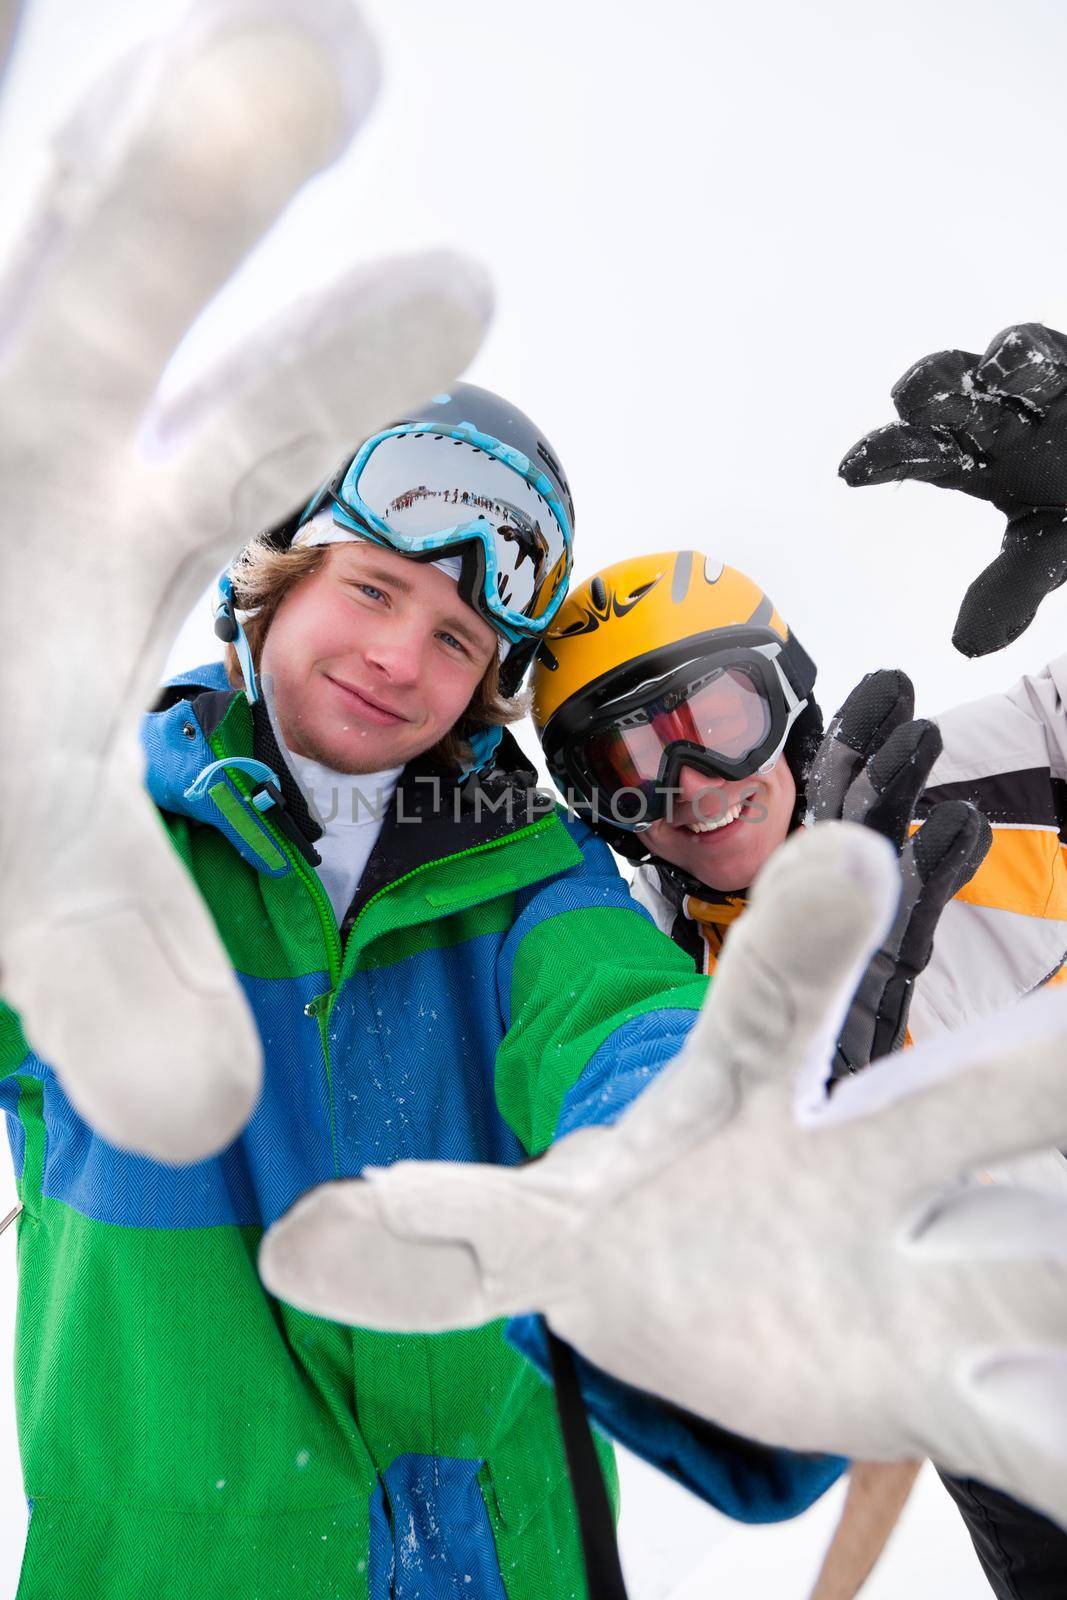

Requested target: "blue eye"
[{"left": 438, "top": 632, "right": 467, "bottom": 655}]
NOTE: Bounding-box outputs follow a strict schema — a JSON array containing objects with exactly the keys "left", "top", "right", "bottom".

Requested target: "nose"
[
  {"left": 363, "top": 617, "right": 427, "bottom": 687},
  {"left": 674, "top": 764, "right": 729, "bottom": 823},
  {"left": 676, "top": 765, "right": 725, "bottom": 802}
]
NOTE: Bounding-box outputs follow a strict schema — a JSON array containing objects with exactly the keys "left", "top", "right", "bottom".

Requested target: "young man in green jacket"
[{"left": 0, "top": 383, "right": 843, "bottom": 1600}]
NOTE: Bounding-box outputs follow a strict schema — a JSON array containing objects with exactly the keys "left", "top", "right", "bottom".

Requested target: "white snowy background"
[{"left": 1, "top": 0, "right": 1065, "bottom": 1592}]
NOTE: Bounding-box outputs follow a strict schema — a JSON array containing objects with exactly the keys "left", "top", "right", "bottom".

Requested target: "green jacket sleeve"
[{"left": 495, "top": 820, "right": 707, "bottom": 1155}]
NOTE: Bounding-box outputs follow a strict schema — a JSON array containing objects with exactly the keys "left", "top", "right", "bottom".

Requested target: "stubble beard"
[{"left": 284, "top": 713, "right": 410, "bottom": 776}]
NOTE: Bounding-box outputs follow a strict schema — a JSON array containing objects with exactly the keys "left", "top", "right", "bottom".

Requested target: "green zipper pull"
[{"left": 303, "top": 992, "right": 333, "bottom": 1020}]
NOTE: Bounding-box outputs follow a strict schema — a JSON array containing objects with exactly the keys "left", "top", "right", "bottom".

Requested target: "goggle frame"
[
  {"left": 300, "top": 421, "right": 573, "bottom": 644},
  {"left": 546, "top": 634, "right": 807, "bottom": 831}
]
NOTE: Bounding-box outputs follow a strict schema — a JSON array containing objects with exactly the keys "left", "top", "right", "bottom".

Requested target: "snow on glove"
[
  {"left": 807, "top": 669, "right": 991, "bottom": 1075},
  {"left": 260, "top": 822, "right": 1067, "bottom": 1531},
  {"left": 839, "top": 323, "right": 1067, "bottom": 655},
  {"left": 0, "top": 0, "right": 491, "bottom": 1162}
]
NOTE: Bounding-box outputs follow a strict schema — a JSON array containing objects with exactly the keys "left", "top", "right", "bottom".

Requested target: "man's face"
[
  {"left": 644, "top": 758, "right": 796, "bottom": 892},
  {"left": 260, "top": 543, "right": 498, "bottom": 774}
]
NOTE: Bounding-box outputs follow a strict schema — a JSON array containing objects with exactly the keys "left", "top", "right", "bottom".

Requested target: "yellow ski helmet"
[{"left": 532, "top": 550, "right": 820, "bottom": 838}]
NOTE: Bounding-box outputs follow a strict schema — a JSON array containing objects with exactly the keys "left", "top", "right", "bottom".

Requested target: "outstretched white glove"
[
  {"left": 0, "top": 0, "right": 490, "bottom": 1161},
  {"left": 260, "top": 822, "right": 1067, "bottom": 1531}
]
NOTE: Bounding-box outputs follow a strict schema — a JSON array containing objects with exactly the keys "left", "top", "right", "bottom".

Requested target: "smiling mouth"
[
  {"left": 685, "top": 799, "right": 743, "bottom": 834},
  {"left": 326, "top": 677, "right": 408, "bottom": 725},
  {"left": 681, "top": 791, "right": 758, "bottom": 835}
]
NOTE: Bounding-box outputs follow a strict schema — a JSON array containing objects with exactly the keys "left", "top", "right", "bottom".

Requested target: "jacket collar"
[
  {"left": 652, "top": 856, "right": 748, "bottom": 923},
  {"left": 142, "top": 661, "right": 303, "bottom": 878},
  {"left": 142, "top": 662, "right": 554, "bottom": 884}
]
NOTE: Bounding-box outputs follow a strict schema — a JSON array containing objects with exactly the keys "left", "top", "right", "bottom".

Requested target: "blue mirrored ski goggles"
[{"left": 298, "top": 422, "right": 573, "bottom": 642}]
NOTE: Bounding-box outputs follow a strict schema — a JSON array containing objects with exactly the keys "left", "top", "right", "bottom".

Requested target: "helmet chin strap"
[{"left": 654, "top": 853, "right": 741, "bottom": 908}]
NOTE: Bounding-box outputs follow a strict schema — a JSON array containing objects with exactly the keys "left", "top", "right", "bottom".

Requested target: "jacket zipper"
[
  {"left": 286, "top": 813, "right": 560, "bottom": 1176},
  {"left": 216, "top": 759, "right": 558, "bottom": 1162},
  {"left": 341, "top": 812, "right": 559, "bottom": 966}
]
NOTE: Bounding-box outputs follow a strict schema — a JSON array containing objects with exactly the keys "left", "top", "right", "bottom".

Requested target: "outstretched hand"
[
  {"left": 0, "top": 0, "right": 491, "bottom": 1161},
  {"left": 260, "top": 822, "right": 1067, "bottom": 1531},
  {"left": 839, "top": 323, "right": 1067, "bottom": 654},
  {"left": 807, "top": 668, "right": 990, "bottom": 1074}
]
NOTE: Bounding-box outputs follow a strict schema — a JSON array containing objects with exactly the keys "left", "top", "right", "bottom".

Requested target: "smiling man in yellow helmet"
[
  {"left": 532, "top": 545, "right": 1067, "bottom": 1600},
  {"left": 532, "top": 553, "right": 820, "bottom": 930}
]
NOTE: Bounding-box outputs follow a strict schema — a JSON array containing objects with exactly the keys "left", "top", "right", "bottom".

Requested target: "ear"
[{"left": 258, "top": 1155, "right": 576, "bottom": 1332}]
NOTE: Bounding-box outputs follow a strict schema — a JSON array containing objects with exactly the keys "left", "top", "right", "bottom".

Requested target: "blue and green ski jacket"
[{"left": 0, "top": 661, "right": 840, "bottom": 1599}]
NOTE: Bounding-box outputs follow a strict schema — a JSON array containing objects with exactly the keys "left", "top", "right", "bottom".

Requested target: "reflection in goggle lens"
[
  {"left": 586, "top": 667, "right": 773, "bottom": 795},
  {"left": 353, "top": 432, "right": 569, "bottom": 623}
]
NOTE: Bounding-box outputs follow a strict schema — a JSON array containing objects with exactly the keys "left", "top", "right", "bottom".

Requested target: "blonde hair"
[{"left": 223, "top": 536, "right": 525, "bottom": 770}]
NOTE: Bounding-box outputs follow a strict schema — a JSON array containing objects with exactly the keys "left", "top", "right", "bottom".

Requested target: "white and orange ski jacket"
[{"left": 632, "top": 656, "right": 1067, "bottom": 1193}]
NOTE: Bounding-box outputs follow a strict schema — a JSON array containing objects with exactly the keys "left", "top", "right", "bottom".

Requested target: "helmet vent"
[
  {"left": 671, "top": 551, "right": 694, "bottom": 603},
  {"left": 590, "top": 576, "right": 608, "bottom": 611}
]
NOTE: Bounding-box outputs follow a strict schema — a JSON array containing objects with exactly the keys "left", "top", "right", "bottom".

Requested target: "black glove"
[
  {"left": 807, "top": 670, "right": 992, "bottom": 1075},
  {"left": 839, "top": 322, "right": 1067, "bottom": 655}
]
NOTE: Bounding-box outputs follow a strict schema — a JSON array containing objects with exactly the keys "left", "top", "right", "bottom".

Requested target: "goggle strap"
[{"left": 213, "top": 573, "right": 259, "bottom": 706}]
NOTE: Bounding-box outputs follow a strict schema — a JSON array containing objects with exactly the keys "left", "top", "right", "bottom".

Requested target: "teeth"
[{"left": 686, "top": 799, "right": 744, "bottom": 834}]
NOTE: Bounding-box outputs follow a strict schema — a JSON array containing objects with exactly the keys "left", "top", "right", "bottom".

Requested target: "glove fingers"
[
  {"left": 910, "top": 1184, "right": 1067, "bottom": 1263},
  {"left": 952, "top": 510, "right": 1067, "bottom": 656},
  {"left": 963, "top": 1354, "right": 1067, "bottom": 1531},
  {"left": 0, "top": 757, "right": 261, "bottom": 1163},
  {"left": 824, "top": 986, "right": 1067, "bottom": 1187},
  {"left": 890, "top": 346, "right": 1033, "bottom": 462},
  {"left": 884, "top": 801, "right": 991, "bottom": 979},
  {"left": 153, "top": 249, "right": 493, "bottom": 541},
  {"left": 891, "top": 348, "right": 981, "bottom": 426},
  {"left": 976, "top": 323, "right": 1067, "bottom": 409},
  {"left": 834, "top": 668, "right": 915, "bottom": 753},
  {"left": 0, "top": 0, "right": 20, "bottom": 87},
  {"left": 806, "top": 669, "right": 915, "bottom": 824},
  {"left": 662, "top": 824, "right": 899, "bottom": 1119},
  {"left": 259, "top": 1163, "right": 557, "bottom": 1331},
  {"left": 845, "top": 718, "right": 942, "bottom": 849},
  {"left": 911, "top": 799, "right": 992, "bottom": 895},
  {"left": 0, "top": 0, "right": 379, "bottom": 429},
  {"left": 260, "top": 1175, "right": 491, "bottom": 1331},
  {"left": 962, "top": 324, "right": 1067, "bottom": 462},
  {"left": 838, "top": 420, "right": 975, "bottom": 488}
]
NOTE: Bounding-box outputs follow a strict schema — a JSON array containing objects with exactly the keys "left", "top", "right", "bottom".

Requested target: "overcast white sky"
[{"left": 2, "top": 0, "right": 1065, "bottom": 1592}]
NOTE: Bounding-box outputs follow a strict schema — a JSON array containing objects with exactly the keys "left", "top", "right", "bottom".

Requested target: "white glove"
[
  {"left": 0, "top": 2, "right": 18, "bottom": 83},
  {"left": 0, "top": 0, "right": 491, "bottom": 1161},
  {"left": 260, "top": 822, "right": 1067, "bottom": 1531}
]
